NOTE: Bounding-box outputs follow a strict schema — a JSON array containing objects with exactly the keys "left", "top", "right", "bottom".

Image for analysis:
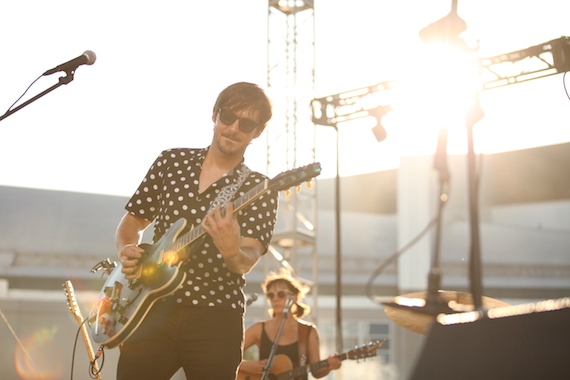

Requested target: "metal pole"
[{"left": 335, "top": 125, "right": 343, "bottom": 353}]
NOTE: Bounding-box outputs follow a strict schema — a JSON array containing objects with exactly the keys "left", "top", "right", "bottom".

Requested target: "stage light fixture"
[{"left": 369, "top": 104, "right": 391, "bottom": 142}]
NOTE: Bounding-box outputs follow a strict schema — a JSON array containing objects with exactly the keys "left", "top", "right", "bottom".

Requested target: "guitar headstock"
[
  {"left": 63, "top": 280, "right": 83, "bottom": 324},
  {"left": 346, "top": 340, "right": 386, "bottom": 360},
  {"left": 269, "top": 163, "right": 322, "bottom": 192}
]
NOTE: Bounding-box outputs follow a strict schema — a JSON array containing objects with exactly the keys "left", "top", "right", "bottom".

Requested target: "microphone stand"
[
  {"left": 422, "top": 126, "right": 455, "bottom": 315},
  {"left": 383, "top": 126, "right": 455, "bottom": 316},
  {"left": 464, "top": 90, "right": 485, "bottom": 311},
  {"left": 260, "top": 299, "right": 293, "bottom": 380},
  {"left": 0, "top": 72, "right": 75, "bottom": 122}
]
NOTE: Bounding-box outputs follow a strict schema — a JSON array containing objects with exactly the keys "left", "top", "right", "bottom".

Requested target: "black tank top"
[
  {"left": 259, "top": 322, "right": 300, "bottom": 366},
  {"left": 259, "top": 322, "right": 314, "bottom": 380}
]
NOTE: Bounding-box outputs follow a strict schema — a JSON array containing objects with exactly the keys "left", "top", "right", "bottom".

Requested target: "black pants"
[{"left": 117, "top": 300, "right": 244, "bottom": 380}]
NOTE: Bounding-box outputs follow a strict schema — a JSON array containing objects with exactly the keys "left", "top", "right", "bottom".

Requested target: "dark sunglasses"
[
  {"left": 218, "top": 107, "right": 260, "bottom": 133},
  {"left": 266, "top": 290, "right": 293, "bottom": 300}
]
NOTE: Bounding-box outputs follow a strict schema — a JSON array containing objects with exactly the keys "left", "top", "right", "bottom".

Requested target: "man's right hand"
[
  {"left": 115, "top": 212, "right": 151, "bottom": 280},
  {"left": 120, "top": 243, "right": 144, "bottom": 280}
]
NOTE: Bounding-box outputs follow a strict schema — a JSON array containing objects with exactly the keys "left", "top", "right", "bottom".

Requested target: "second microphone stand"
[{"left": 260, "top": 297, "right": 294, "bottom": 380}]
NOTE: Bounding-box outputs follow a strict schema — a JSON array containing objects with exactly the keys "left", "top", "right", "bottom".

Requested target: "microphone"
[
  {"left": 246, "top": 293, "right": 258, "bottom": 307},
  {"left": 283, "top": 296, "right": 295, "bottom": 316},
  {"left": 43, "top": 50, "right": 97, "bottom": 76}
]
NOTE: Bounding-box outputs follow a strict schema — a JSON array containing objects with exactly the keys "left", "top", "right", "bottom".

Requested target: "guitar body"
[
  {"left": 237, "top": 354, "right": 294, "bottom": 380},
  {"left": 90, "top": 218, "right": 190, "bottom": 348}
]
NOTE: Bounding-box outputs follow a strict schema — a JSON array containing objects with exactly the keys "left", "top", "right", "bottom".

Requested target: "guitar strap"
[
  {"left": 207, "top": 165, "right": 251, "bottom": 214},
  {"left": 298, "top": 321, "right": 310, "bottom": 369},
  {"left": 184, "top": 165, "right": 251, "bottom": 260}
]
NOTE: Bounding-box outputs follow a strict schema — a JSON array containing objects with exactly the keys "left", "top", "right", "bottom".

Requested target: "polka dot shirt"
[{"left": 125, "top": 147, "right": 279, "bottom": 311}]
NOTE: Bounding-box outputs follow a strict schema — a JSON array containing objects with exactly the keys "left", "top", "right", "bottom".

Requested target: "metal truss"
[
  {"left": 481, "top": 36, "right": 570, "bottom": 90},
  {"left": 266, "top": 0, "right": 319, "bottom": 314},
  {"left": 310, "top": 80, "right": 399, "bottom": 128},
  {"left": 311, "top": 36, "right": 570, "bottom": 124}
]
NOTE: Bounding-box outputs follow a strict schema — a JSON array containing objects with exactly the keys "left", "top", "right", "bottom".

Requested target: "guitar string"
[
  {"left": 164, "top": 181, "right": 268, "bottom": 255},
  {"left": 165, "top": 166, "right": 315, "bottom": 254}
]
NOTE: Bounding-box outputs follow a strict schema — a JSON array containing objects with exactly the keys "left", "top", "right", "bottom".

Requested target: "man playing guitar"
[{"left": 115, "top": 82, "right": 278, "bottom": 380}]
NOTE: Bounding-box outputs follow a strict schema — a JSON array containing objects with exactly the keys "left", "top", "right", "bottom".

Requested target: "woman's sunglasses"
[
  {"left": 218, "top": 107, "right": 260, "bottom": 133},
  {"left": 266, "top": 290, "right": 293, "bottom": 300}
]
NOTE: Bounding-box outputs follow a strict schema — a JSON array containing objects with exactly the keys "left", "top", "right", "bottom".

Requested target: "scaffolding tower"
[{"left": 265, "top": 0, "right": 319, "bottom": 319}]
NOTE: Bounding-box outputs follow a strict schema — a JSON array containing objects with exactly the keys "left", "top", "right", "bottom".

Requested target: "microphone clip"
[{"left": 283, "top": 296, "right": 295, "bottom": 317}]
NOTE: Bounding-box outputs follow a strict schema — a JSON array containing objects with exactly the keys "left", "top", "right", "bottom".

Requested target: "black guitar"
[{"left": 89, "top": 163, "right": 322, "bottom": 349}]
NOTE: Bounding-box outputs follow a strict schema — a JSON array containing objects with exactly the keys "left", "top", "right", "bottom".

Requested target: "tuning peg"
[
  {"left": 296, "top": 185, "right": 301, "bottom": 193},
  {"left": 306, "top": 180, "right": 313, "bottom": 189},
  {"left": 284, "top": 189, "right": 291, "bottom": 197}
]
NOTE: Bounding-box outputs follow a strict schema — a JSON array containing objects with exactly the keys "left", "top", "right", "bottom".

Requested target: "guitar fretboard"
[
  {"left": 162, "top": 179, "right": 269, "bottom": 258},
  {"left": 277, "top": 351, "right": 352, "bottom": 380}
]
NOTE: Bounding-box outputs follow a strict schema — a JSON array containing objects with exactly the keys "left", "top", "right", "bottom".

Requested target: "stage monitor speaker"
[{"left": 410, "top": 298, "right": 570, "bottom": 380}]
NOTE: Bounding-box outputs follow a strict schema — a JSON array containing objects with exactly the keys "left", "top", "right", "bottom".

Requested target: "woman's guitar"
[
  {"left": 237, "top": 340, "right": 385, "bottom": 380},
  {"left": 88, "top": 163, "right": 322, "bottom": 349},
  {"left": 63, "top": 280, "right": 103, "bottom": 380}
]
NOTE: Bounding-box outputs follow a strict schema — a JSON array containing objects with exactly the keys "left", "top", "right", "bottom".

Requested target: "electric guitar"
[
  {"left": 88, "top": 163, "right": 322, "bottom": 349},
  {"left": 237, "top": 340, "right": 385, "bottom": 380},
  {"left": 63, "top": 280, "right": 103, "bottom": 380}
]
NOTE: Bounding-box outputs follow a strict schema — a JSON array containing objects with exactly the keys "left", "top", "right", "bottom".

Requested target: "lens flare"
[
  {"left": 15, "top": 326, "right": 65, "bottom": 380},
  {"left": 163, "top": 251, "right": 179, "bottom": 266}
]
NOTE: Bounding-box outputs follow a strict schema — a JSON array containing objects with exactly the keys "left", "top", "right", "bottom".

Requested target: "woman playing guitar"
[{"left": 238, "top": 269, "right": 342, "bottom": 380}]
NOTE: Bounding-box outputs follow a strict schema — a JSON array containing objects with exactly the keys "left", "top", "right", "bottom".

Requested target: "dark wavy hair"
[{"left": 213, "top": 82, "right": 272, "bottom": 131}]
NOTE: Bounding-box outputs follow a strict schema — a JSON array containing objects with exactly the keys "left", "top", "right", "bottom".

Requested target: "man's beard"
[{"left": 215, "top": 131, "right": 246, "bottom": 156}]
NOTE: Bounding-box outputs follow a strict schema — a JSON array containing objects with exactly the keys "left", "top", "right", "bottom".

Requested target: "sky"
[{"left": 1, "top": 0, "right": 569, "bottom": 197}]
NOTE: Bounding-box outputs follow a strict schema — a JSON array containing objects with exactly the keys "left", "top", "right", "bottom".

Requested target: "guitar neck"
[
  {"left": 164, "top": 180, "right": 269, "bottom": 255},
  {"left": 160, "top": 162, "right": 322, "bottom": 262},
  {"left": 277, "top": 354, "right": 347, "bottom": 380},
  {"left": 79, "top": 321, "right": 102, "bottom": 379}
]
